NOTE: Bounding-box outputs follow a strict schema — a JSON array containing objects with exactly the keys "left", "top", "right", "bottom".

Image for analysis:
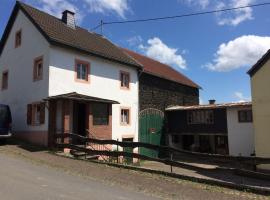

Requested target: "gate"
[{"left": 139, "top": 108, "right": 164, "bottom": 158}]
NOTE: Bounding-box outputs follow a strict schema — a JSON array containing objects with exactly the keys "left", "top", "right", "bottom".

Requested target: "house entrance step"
[{"left": 70, "top": 149, "right": 99, "bottom": 160}]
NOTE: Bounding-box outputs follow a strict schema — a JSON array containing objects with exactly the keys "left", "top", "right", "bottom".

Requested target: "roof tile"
[
  {"left": 18, "top": 2, "right": 141, "bottom": 68},
  {"left": 122, "top": 48, "right": 200, "bottom": 88}
]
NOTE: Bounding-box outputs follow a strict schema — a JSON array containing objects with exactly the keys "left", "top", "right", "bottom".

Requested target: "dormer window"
[
  {"left": 15, "top": 30, "right": 22, "bottom": 48},
  {"left": 33, "top": 56, "right": 43, "bottom": 81},
  {"left": 75, "top": 59, "right": 90, "bottom": 83},
  {"left": 120, "top": 71, "right": 130, "bottom": 89}
]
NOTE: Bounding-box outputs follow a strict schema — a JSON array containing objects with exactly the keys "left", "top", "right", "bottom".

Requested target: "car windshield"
[{"left": 0, "top": 106, "right": 11, "bottom": 127}]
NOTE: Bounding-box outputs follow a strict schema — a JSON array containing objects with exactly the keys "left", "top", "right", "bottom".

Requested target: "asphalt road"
[{"left": 0, "top": 153, "right": 157, "bottom": 200}]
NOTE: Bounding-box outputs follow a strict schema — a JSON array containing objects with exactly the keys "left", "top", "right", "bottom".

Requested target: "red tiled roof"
[
  {"left": 122, "top": 48, "right": 200, "bottom": 89},
  {"left": 0, "top": 2, "right": 142, "bottom": 69}
]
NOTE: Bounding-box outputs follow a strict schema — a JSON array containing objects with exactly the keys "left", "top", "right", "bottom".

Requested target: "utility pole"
[{"left": 100, "top": 20, "right": 104, "bottom": 35}]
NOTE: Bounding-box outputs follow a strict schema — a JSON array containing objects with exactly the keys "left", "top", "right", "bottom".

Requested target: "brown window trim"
[
  {"left": 120, "top": 107, "right": 131, "bottom": 126},
  {"left": 74, "top": 59, "right": 90, "bottom": 83},
  {"left": 15, "top": 29, "right": 22, "bottom": 48},
  {"left": 33, "top": 56, "right": 44, "bottom": 81},
  {"left": 120, "top": 70, "right": 130, "bottom": 90},
  {"left": 238, "top": 110, "right": 253, "bottom": 123},
  {"left": 27, "top": 102, "right": 45, "bottom": 126},
  {"left": 1, "top": 70, "right": 9, "bottom": 90}
]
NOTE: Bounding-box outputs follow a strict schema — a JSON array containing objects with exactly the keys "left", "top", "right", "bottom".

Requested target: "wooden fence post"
[
  {"left": 117, "top": 139, "right": 119, "bottom": 164},
  {"left": 170, "top": 153, "right": 173, "bottom": 173}
]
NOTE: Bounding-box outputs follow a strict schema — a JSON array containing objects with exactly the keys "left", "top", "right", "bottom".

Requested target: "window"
[
  {"left": 238, "top": 110, "right": 253, "bottom": 123},
  {"left": 33, "top": 57, "right": 43, "bottom": 81},
  {"left": 27, "top": 102, "right": 45, "bottom": 125},
  {"left": 120, "top": 71, "right": 130, "bottom": 89},
  {"left": 15, "top": 30, "right": 22, "bottom": 48},
  {"left": 120, "top": 108, "right": 130, "bottom": 125},
  {"left": 92, "top": 103, "right": 109, "bottom": 125},
  {"left": 1, "top": 71, "right": 8, "bottom": 90},
  {"left": 75, "top": 60, "right": 90, "bottom": 82},
  {"left": 187, "top": 110, "right": 214, "bottom": 124}
]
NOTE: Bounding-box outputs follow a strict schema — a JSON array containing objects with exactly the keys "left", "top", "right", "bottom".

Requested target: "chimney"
[
  {"left": 62, "top": 10, "right": 76, "bottom": 29},
  {"left": 209, "top": 99, "right": 216, "bottom": 105}
]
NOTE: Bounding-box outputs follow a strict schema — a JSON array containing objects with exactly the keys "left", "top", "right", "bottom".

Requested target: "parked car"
[{"left": 0, "top": 104, "right": 12, "bottom": 142}]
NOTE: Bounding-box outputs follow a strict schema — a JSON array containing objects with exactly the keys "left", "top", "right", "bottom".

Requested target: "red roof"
[{"left": 122, "top": 48, "right": 200, "bottom": 89}]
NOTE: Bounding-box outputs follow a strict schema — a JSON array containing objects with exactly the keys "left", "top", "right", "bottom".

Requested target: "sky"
[{"left": 1, "top": 0, "right": 270, "bottom": 104}]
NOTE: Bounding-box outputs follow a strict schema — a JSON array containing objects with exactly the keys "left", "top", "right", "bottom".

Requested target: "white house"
[
  {"left": 166, "top": 101, "right": 254, "bottom": 156},
  {"left": 0, "top": 2, "right": 142, "bottom": 147}
]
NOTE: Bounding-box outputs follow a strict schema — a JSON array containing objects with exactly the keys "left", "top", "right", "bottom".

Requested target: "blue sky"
[{"left": 1, "top": 0, "right": 270, "bottom": 104}]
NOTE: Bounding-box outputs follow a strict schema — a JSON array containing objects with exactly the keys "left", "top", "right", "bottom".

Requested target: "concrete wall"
[
  {"left": 227, "top": 107, "right": 254, "bottom": 156},
  {"left": 251, "top": 59, "right": 270, "bottom": 170},
  {"left": 0, "top": 11, "right": 50, "bottom": 146},
  {"left": 48, "top": 47, "right": 139, "bottom": 143}
]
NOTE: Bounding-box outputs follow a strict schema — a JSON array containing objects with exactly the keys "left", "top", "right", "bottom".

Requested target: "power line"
[{"left": 90, "top": 2, "right": 270, "bottom": 30}]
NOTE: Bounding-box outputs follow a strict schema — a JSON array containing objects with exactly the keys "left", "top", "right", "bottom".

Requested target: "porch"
[
  {"left": 45, "top": 92, "right": 119, "bottom": 147},
  {"left": 169, "top": 133, "right": 229, "bottom": 155}
]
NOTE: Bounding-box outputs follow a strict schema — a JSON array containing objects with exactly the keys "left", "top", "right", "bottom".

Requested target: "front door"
[
  {"left": 73, "top": 102, "right": 87, "bottom": 144},
  {"left": 77, "top": 103, "right": 87, "bottom": 137}
]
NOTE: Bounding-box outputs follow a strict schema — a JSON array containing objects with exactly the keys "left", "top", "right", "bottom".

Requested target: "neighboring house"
[
  {"left": 248, "top": 49, "right": 270, "bottom": 170},
  {"left": 0, "top": 2, "right": 142, "bottom": 146},
  {"left": 166, "top": 101, "right": 254, "bottom": 156},
  {"left": 122, "top": 48, "right": 200, "bottom": 112},
  {"left": 0, "top": 2, "right": 199, "bottom": 148}
]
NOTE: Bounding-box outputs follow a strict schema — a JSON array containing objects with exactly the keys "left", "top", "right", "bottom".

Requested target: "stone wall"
[{"left": 139, "top": 73, "right": 199, "bottom": 111}]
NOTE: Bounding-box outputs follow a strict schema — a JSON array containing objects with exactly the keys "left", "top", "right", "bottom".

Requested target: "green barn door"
[{"left": 139, "top": 109, "right": 164, "bottom": 158}]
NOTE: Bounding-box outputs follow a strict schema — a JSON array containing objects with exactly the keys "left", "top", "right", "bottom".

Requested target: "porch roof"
[{"left": 44, "top": 92, "right": 120, "bottom": 104}]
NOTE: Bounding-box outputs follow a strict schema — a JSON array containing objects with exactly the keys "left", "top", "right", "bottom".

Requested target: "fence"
[{"left": 55, "top": 133, "right": 270, "bottom": 168}]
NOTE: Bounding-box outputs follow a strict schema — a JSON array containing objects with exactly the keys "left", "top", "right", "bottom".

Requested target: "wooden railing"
[{"left": 55, "top": 133, "right": 270, "bottom": 167}]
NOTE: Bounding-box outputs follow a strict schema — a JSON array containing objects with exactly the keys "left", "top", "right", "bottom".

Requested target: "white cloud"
[
  {"left": 205, "top": 35, "right": 270, "bottom": 72},
  {"left": 216, "top": 0, "right": 254, "bottom": 26},
  {"left": 126, "top": 35, "right": 143, "bottom": 46},
  {"left": 24, "top": 0, "right": 84, "bottom": 24},
  {"left": 181, "top": 0, "right": 255, "bottom": 26},
  {"left": 181, "top": 0, "right": 210, "bottom": 9},
  {"left": 83, "top": 0, "right": 130, "bottom": 18},
  {"left": 234, "top": 92, "right": 251, "bottom": 102},
  {"left": 139, "top": 37, "right": 187, "bottom": 70},
  {"left": 199, "top": 97, "right": 204, "bottom": 104}
]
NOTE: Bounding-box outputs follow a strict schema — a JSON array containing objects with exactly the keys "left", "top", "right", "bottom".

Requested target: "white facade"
[
  {"left": 0, "top": 10, "right": 139, "bottom": 145},
  {"left": 0, "top": 10, "right": 50, "bottom": 143},
  {"left": 49, "top": 47, "right": 139, "bottom": 142},
  {"left": 227, "top": 107, "right": 254, "bottom": 156}
]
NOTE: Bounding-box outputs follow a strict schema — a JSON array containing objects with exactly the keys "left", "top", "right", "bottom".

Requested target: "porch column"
[
  {"left": 48, "top": 100, "right": 57, "bottom": 147},
  {"left": 62, "top": 100, "right": 71, "bottom": 144}
]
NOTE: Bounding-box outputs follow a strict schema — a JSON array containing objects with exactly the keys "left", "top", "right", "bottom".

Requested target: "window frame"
[
  {"left": 187, "top": 110, "right": 214, "bottom": 125},
  {"left": 75, "top": 59, "right": 90, "bottom": 83},
  {"left": 1, "top": 70, "right": 9, "bottom": 90},
  {"left": 120, "top": 107, "right": 131, "bottom": 126},
  {"left": 92, "top": 103, "right": 109, "bottom": 126},
  {"left": 32, "top": 103, "right": 41, "bottom": 125},
  {"left": 238, "top": 110, "right": 253, "bottom": 123},
  {"left": 27, "top": 102, "right": 45, "bottom": 126},
  {"left": 15, "top": 29, "right": 22, "bottom": 48},
  {"left": 33, "top": 56, "right": 43, "bottom": 81},
  {"left": 120, "top": 71, "right": 130, "bottom": 90}
]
